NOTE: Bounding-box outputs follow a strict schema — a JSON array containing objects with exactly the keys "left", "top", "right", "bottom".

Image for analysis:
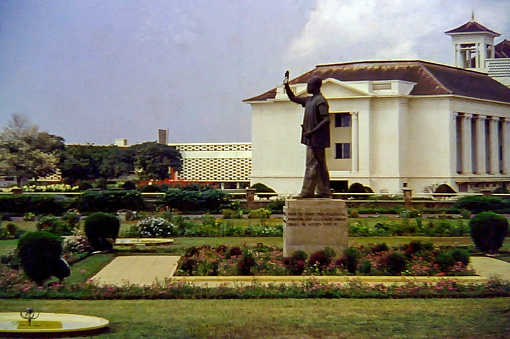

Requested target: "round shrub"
[
  {"left": 141, "top": 184, "right": 161, "bottom": 193},
  {"left": 348, "top": 182, "right": 368, "bottom": 200},
  {"left": 78, "top": 181, "right": 93, "bottom": 191},
  {"left": 341, "top": 246, "right": 362, "bottom": 273},
  {"left": 308, "top": 250, "right": 332, "bottom": 272},
  {"left": 84, "top": 212, "right": 120, "bottom": 252},
  {"left": 382, "top": 252, "right": 407, "bottom": 275},
  {"left": 18, "top": 231, "right": 69, "bottom": 285},
  {"left": 469, "top": 212, "right": 509, "bottom": 254},
  {"left": 122, "top": 181, "right": 137, "bottom": 190},
  {"left": 134, "top": 216, "right": 175, "bottom": 238}
]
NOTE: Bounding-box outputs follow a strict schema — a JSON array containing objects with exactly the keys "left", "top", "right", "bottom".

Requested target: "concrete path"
[
  {"left": 91, "top": 256, "right": 179, "bottom": 286},
  {"left": 91, "top": 255, "right": 510, "bottom": 287},
  {"left": 470, "top": 256, "right": 510, "bottom": 281}
]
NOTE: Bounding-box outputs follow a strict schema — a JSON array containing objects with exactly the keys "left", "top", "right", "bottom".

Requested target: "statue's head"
[{"left": 307, "top": 76, "right": 322, "bottom": 93}]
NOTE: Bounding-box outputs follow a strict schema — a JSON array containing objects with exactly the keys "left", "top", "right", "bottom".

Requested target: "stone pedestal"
[{"left": 283, "top": 199, "right": 348, "bottom": 257}]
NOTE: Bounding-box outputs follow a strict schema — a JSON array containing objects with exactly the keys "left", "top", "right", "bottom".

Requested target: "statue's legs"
[{"left": 296, "top": 147, "right": 331, "bottom": 198}]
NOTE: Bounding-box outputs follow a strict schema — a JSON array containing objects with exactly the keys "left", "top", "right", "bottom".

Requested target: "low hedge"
[
  {"left": 0, "top": 195, "right": 72, "bottom": 215},
  {"left": 75, "top": 190, "right": 147, "bottom": 212}
]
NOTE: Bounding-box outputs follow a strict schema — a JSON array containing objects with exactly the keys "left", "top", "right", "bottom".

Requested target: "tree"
[
  {"left": 133, "top": 142, "right": 182, "bottom": 180},
  {"left": 0, "top": 114, "right": 64, "bottom": 186}
]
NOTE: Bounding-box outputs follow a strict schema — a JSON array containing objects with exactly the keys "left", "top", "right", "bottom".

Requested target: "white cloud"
[{"left": 284, "top": 0, "right": 499, "bottom": 72}]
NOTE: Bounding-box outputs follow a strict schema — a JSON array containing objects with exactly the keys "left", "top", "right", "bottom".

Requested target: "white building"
[
  {"left": 169, "top": 142, "right": 251, "bottom": 189},
  {"left": 246, "top": 61, "right": 510, "bottom": 195}
]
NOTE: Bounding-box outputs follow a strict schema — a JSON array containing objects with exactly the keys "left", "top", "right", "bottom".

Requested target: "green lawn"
[{"left": 1, "top": 299, "right": 509, "bottom": 338}]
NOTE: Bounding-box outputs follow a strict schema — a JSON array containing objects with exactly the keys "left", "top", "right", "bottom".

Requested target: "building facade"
[
  {"left": 169, "top": 142, "right": 251, "bottom": 189},
  {"left": 245, "top": 60, "right": 510, "bottom": 195}
]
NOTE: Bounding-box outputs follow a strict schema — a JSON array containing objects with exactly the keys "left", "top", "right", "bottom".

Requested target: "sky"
[{"left": 1, "top": 0, "right": 509, "bottom": 145}]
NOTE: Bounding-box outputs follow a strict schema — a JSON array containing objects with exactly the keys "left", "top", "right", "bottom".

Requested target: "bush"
[
  {"left": 133, "top": 216, "right": 175, "bottom": 238},
  {"left": 78, "top": 182, "right": 93, "bottom": 191},
  {"left": 76, "top": 190, "right": 147, "bottom": 212},
  {"left": 0, "top": 195, "right": 72, "bottom": 215},
  {"left": 454, "top": 196, "right": 509, "bottom": 214},
  {"left": 141, "top": 185, "right": 161, "bottom": 193},
  {"left": 347, "top": 182, "right": 369, "bottom": 200},
  {"left": 493, "top": 186, "right": 509, "bottom": 194},
  {"left": 61, "top": 211, "right": 81, "bottom": 229},
  {"left": 250, "top": 183, "right": 276, "bottom": 193},
  {"left": 122, "top": 181, "right": 137, "bottom": 190},
  {"left": 18, "top": 231, "right": 69, "bottom": 285},
  {"left": 248, "top": 208, "right": 271, "bottom": 220},
  {"left": 84, "top": 212, "right": 120, "bottom": 252},
  {"left": 382, "top": 252, "right": 407, "bottom": 275},
  {"left": 308, "top": 250, "right": 333, "bottom": 272},
  {"left": 341, "top": 246, "right": 362, "bottom": 273},
  {"left": 469, "top": 212, "right": 509, "bottom": 254},
  {"left": 36, "top": 215, "right": 74, "bottom": 236},
  {"left": 163, "top": 189, "right": 231, "bottom": 212}
]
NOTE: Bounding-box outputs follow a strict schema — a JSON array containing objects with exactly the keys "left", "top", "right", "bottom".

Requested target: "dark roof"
[
  {"left": 496, "top": 39, "right": 510, "bottom": 58},
  {"left": 445, "top": 20, "right": 500, "bottom": 36},
  {"left": 244, "top": 60, "right": 510, "bottom": 104}
]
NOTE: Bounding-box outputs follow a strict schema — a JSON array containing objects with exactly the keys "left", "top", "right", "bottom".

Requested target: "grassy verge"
[{"left": 1, "top": 298, "right": 509, "bottom": 338}]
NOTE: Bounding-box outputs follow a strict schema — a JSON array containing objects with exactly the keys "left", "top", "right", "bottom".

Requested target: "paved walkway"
[
  {"left": 470, "top": 256, "right": 510, "bottom": 281},
  {"left": 91, "top": 255, "right": 510, "bottom": 287},
  {"left": 91, "top": 256, "right": 180, "bottom": 286}
]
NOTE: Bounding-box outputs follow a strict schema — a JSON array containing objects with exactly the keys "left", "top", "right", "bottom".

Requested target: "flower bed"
[
  {"left": 0, "top": 264, "right": 508, "bottom": 300},
  {"left": 174, "top": 241, "right": 475, "bottom": 277}
]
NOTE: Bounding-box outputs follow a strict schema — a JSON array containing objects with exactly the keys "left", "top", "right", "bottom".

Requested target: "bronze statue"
[{"left": 283, "top": 72, "right": 331, "bottom": 199}]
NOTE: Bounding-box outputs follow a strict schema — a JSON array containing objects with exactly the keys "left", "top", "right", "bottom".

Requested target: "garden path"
[
  {"left": 91, "top": 256, "right": 179, "bottom": 286},
  {"left": 90, "top": 255, "right": 510, "bottom": 287},
  {"left": 469, "top": 256, "right": 510, "bottom": 281}
]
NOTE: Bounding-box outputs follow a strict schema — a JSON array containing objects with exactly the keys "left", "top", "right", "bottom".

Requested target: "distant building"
[{"left": 169, "top": 143, "right": 251, "bottom": 189}]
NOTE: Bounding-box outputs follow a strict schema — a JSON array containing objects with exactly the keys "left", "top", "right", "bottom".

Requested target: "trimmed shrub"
[
  {"left": 454, "top": 196, "right": 509, "bottom": 214},
  {"left": 348, "top": 182, "right": 368, "bottom": 200},
  {"left": 248, "top": 208, "right": 271, "bottom": 220},
  {"left": 469, "top": 212, "right": 509, "bottom": 254},
  {"left": 382, "top": 252, "right": 407, "bottom": 275},
  {"left": 163, "top": 189, "right": 231, "bottom": 212},
  {"left": 250, "top": 182, "right": 276, "bottom": 193},
  {"left": 60, "top": 211, "right": 81, "bottom": 229},
  {"left": 76, "top": 190, "right": 147, "bottom": 212},
  {"left": 122, "top": 181, "right": 137, "bottom": 190},
  {"left": 18, "top": 231, "right": 69, "bottom": 285},
  {"left": 433, "top": 184, "right": 457, "bottom": 199},
  {"left": 78, "top": 182, "right": 93, "bottom": 191},
  {"left": 141, "top": 184, "right": 161, "bottom": 192},
  {"left": 341, "top": 246, "right": 362, "bottom": 273},
  {"left": 84, "top": 212, "right": 120, "bottom": 252},
  {"left": 308, "top": 250, "right": 333, "bottom": 272}
]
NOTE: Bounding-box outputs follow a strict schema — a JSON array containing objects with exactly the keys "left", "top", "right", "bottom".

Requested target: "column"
[
  {"left": 474, "top": 115, "right": 487, "bottom": 174},
  {"left": 502, "top": 118, "right": 510, "bottom": 174},
  {"left": 489, "top": 117, "right": 500, "bottom": 174},
  {"left": 350, "top": 111, "right": 359, "bottom": 172},
  {"left": 461, "top": 113, "right": 473, "bottom": 175}
]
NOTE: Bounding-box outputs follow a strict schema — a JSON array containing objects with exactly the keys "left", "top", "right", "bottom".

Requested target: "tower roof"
[
  {"left": 445, "top": 19, "right": 500, "bottom": 37},
  {"left": 496, "top": 39, "right": 510, "bottom": 58},
  {"left": 244, "top": 60, "right": 510, "bottom": 104}
]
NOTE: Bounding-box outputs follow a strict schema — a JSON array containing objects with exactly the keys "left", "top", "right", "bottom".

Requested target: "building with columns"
[{"left": 244, "top": 60, "right": 510, "bottom": 195}]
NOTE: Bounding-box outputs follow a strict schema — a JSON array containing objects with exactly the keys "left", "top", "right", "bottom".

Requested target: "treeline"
[{"left": 58, "top": 142, "right": 182, "bottom": 183}]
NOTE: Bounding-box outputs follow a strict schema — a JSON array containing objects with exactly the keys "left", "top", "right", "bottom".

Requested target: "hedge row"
[{"left": 0, "top": 189, "right": 231, "bottom": 215}]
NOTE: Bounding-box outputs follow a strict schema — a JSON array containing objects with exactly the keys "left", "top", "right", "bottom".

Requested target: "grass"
[{"left": 1, "top": 298, "right": 509, "bottom": 338}]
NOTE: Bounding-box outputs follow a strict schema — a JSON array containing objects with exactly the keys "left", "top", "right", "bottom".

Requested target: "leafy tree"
[
  {"left": 133, "top": 142, "right": 182, "bottom": 180},
  {"left": 0, "top": 114, "right": 64, "bottom": 186}
]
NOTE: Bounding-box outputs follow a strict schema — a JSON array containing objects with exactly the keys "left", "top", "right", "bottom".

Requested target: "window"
[
  {"left": 335, "top": 113, "right": 351, "bottom": 127},
  {"left": 335, "top": 143, "right": 351, "bottom": 159}
]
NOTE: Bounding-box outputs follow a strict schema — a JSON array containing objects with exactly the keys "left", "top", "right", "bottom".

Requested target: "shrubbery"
[
  {"left": 126, "top": 216, "right": 176, "bottom": 238},
  {"left": 84, "top": 212, "right": 120, "bottom": 252},
  {"left": 469, "top": 212, "right": 509, "bottom": 254},
  {"left": 36, "top": 215, "right": 74, "bottom": 236},
  {"left": 18, "top": 231, "right": 69, "bottom": 285},
  {"left": 163, "top": 189, "right": 231, "bottom": 212},
  {"left": 76, "top": 190, "right": 146, "bottom": 212},
  {"left": 0, "top": 195, "right": 72, "bottom": 215},
  {"left": 454, "top": 196, "right": 510, "bottom": 214}
]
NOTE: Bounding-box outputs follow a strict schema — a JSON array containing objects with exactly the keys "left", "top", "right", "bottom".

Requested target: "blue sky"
[{"left": 1, "top": 0, "right": 509, "bottom": 145}]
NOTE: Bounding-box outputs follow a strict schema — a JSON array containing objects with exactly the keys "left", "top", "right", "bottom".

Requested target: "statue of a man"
[{"left": 284, "top": 73, "right": 331, "bottom": 199}]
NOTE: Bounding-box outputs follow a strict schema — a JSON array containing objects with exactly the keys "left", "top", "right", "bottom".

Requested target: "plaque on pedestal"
[{"left": 283, "top": 199, "right": 348, "bottom": 257}]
